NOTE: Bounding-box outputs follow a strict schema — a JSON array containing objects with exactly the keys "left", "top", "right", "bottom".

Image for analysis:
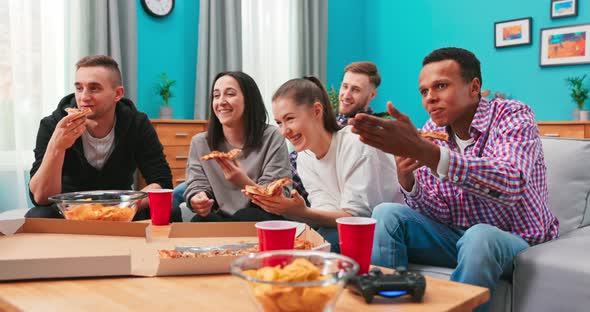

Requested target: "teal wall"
[
  {"left": 327, "top": 0, "right": 590, "bottom": 126},
  {"left": 136, "top": 0, "right": 199, "bottom": 119},
  {"left": 327, "top": 0, "right": 367, "bottom": 90}
]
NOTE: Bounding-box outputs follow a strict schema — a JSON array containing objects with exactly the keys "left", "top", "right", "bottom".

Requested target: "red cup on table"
[
  {"left": 147, "top": 189, "right": 173, "bottom": 226},
  {"left": 255, "top": 221, "right": 298, "bottom": 251},
  {"left": 336, "top": 217, "right": 377, "bottom": 275}
]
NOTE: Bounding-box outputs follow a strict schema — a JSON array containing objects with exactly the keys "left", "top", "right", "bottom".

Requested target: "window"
[{"left": 0, "top": 0, "right": 66, "bottom": 211}]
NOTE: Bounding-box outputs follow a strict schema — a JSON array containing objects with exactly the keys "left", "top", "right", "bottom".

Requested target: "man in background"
[{"left": 291, "top": 61, "right": 382, "bottom": 199}]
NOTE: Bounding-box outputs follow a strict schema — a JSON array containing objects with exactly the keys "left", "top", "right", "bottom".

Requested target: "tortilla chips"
[{"left": 242, "top": 258, "right": 339, "bottom": 312}]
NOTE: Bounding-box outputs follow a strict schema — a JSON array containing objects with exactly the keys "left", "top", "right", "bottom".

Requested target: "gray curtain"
[
  {"left": 74, "top": 0, "right": 138, "bottom": 103},
  {"left": 297, "top": 0, "right": 328, "bottom": 82},
  {"left": 194, "top": 0, "right": 242, "bottom": 119}
]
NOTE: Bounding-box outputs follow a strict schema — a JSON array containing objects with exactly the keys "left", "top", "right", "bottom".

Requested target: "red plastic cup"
[
  {"left": 147, "top": 189, "right": 173, "bottom": 226},
  {"left": 337, "top": 217, "right": 377, "bottom": 275},
  {"left": 255, "top": 221, "right": 298, "bottom": 251}
]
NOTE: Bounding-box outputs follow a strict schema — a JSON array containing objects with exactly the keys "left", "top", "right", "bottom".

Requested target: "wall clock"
[{"left": 141, "top": 0, "right": 174, "bottom": 18}]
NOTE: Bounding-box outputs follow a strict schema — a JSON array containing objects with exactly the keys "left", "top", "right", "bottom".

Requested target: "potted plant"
[
  {"left": 156, "top": 73, "right": 176, "bottom": 119},
  {"left": 565, "top": 75, "right": 589, "bottom": 120},
  {"left": 326, "top": 85, "right": 339, "bottom": 113}
]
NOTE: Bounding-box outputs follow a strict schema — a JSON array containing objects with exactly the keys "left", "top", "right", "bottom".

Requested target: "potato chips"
[
  {"left": 64, "top": 203, "right": 135, "bottom": 221},
  {"left": 242, "top": 258, "right": 340, "bottom": 312}
]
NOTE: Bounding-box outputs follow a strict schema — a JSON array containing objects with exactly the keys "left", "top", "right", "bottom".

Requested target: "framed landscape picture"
[
  {"left": 494, "top": 17, "right": 532, "bottom": 48},
  {"left": 551, "top": 0, "right": 578, "bottom": 19},
  {"left": 540, "top": 23, "right": 590, "bottom": 66}
]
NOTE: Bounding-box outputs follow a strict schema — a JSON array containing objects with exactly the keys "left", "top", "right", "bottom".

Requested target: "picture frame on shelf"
[
  {"left": 551, "top": 0, "right": 578, "bottom": 19},
  {"left": 540, "top": 23, "right": 590, "bottom": 67},
  {"left": 494, "top": 17, "right": 532, "bottom": 48}
]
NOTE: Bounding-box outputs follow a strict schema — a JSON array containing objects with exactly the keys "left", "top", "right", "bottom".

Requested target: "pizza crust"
[{"left": 421, "top": 131, "right": 449, "bottom": 142}]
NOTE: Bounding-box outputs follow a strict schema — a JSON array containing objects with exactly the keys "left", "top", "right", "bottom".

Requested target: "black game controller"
[{"left": 347, "top": 267, "right": 426, "bottom": 303}]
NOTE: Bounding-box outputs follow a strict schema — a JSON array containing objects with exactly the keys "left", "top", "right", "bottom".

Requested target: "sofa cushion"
[
  {"left": 513, "top": 226, "right": 590, "bottom": 312},
  {"left": 540, "top": 137, "right": 590, "bottom": 234}
]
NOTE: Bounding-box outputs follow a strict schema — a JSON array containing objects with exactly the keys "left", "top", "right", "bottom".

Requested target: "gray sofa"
[{"left": 408, "top": 137, "right": 590, "bottom": 311}]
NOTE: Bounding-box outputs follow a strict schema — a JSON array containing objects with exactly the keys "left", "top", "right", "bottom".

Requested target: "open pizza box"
[
  {"left": 0, "top": 219, "right": 330, "bottom": 281},
  {"left": 0, "top": 218, "right": 148, "bottom": 281},
  {"left": 131, "top": 222, "right": 331, "bottom": 277}
]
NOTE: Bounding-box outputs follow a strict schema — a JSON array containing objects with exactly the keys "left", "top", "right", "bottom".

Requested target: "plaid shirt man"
[{"left": 405, "top": 98, "right": 559, "bottom": 245}]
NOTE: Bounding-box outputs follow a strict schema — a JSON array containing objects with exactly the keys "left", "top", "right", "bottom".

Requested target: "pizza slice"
[
  {"left": 158, "top": 237, "right": 314, "bottom": 259},
  {"left": 421, "top": 131, "right": 449, "bottom": 142},
  {"left": 266, "top": 177, "right": 293, "bottom": 196},
  {"left": 201, "top": 148, "right": 242, "bottom": 161},
  {"left": 64, "top": 107, "right": 92, "bottom": 120},
  {"left": 243, "top": 177, "right": 293, "bottom": 197},
  {"left": 243, "top": 184, "right": 268, "bottom": 196}
]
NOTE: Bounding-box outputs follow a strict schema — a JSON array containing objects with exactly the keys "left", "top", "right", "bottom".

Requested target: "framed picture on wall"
[
  {"left": 551, "top": 0, "right": 578, "bottom": 19},
  {"left": 540, "top": 24, "right": 590, "bottom": 66},
  {"left": 494, "top": 17, "right": 532, "bottom": 48}
]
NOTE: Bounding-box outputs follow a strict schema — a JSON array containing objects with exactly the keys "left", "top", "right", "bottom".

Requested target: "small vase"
[
  {"left": 580, "top": 110, "right": 589, "bottom": 121},
  {"left": 159, "top": 106, "right": 173, "bottom": 119},
  {"left": 573, "top": 109, "right": 581, "bottom": 121}
]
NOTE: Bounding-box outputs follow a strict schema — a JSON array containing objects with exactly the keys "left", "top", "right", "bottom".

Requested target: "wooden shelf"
[{"left": 538, "top": 121, "right": 590, "bottom": 138}]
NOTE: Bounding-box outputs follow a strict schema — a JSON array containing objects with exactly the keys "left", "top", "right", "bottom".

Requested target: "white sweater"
[{"left": 297, "top": 126, "right": 404, "bottom": 217}]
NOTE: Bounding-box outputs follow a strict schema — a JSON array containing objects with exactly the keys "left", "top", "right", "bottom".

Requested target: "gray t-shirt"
[{"left": 184, "top": 125, "right": 291, "bottom": 215}]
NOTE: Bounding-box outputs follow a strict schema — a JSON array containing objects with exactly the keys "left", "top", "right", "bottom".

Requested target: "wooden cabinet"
[
  {"left": 137, "top": 119, "right": 208, "bottom": 189},
  {"left": 537, "top": 121, "right": 590, "bottom": 139}
]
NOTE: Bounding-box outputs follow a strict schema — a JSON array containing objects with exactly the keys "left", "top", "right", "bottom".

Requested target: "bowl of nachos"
[
  {"left": 231, "top": 250, "right": 358, "bottom": 312},
  {"left": 49, "top": 190, "right": 147, "bottom": 222}
]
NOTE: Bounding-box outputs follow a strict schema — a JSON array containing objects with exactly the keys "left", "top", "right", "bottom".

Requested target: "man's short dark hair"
[
  {"left": 422, "top": 47, "right": 482, "bottom": 87},
  {"left": 344, "top": 61, "right": 381, "bottom": 88},
  {"left": 76, "top": 55, "right": 122, "bottom": 86}
]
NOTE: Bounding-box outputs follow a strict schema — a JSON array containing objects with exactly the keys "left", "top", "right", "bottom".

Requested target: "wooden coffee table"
[{"left": 0, "top": 224, "right": 489, "bottom": 311}]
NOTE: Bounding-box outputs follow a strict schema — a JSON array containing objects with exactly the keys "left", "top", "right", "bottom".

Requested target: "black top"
[{"left": 29, "top": 93, "right": 172, "bottom": 206}]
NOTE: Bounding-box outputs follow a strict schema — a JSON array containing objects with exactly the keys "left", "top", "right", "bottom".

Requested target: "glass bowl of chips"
[
  {"left": 49, "top": 190, "right": 147, "bottom": 221},
  {"left": 230, "top": 250, "right": 359, "bottom": 312}
]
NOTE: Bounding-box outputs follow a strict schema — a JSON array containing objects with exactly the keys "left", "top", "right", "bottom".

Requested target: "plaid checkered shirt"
[{"left": 403, "top": 98, "right": 559, "bottom": 245}]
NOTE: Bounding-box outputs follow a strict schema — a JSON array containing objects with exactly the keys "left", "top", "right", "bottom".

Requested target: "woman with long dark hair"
[
  {"left": 244, "top": 77, "right": 403, "bottom": 250},
  {"left": 184, "top": 71, "right": 291, "bottom": 222}
]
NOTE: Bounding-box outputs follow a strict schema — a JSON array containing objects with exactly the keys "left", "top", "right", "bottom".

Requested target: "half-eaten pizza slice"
[
  {"left": 421, "top": 131, "right": 449, "bottom": 142},
  {"left": 65, "top": 107, "right": 92, "bottom": 120}
]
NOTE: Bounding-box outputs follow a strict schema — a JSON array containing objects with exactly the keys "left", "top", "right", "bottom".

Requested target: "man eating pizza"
[{"left": 26, "top": 55, "right": 180, "bottom": 222}]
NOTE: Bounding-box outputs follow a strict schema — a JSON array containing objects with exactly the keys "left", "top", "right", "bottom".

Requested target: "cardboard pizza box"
[
  {"left": 0, "top": 218, "right": 148, "bottom": 281},
  {"left": 130, "top": 222, "right": 331, "bottom": 277}
]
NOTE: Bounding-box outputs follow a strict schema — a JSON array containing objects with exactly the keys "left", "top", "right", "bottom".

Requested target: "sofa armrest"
[{"left": 513, "top": 226, "right": 590, "bottom": 312}]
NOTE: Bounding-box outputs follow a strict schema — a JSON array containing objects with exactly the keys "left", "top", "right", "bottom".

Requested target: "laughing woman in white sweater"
[{"left": 244, "top": 77, "right": 404, "bottom": 251}]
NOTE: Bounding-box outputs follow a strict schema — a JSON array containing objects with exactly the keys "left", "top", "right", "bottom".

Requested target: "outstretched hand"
[
  {"left": 348, "top": 102, "right": 421, "bottom": 156},
  {"left": 349, "top": 102, "right": 440, "bottom": 169}
]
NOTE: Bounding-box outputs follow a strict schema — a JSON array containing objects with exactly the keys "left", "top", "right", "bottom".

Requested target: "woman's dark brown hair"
[
  {"left": 207, "top": 71, "right": 268, "bottom": 151},
  {"left": 271, "top": 76, "right": 341, "bottom": 133}
]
